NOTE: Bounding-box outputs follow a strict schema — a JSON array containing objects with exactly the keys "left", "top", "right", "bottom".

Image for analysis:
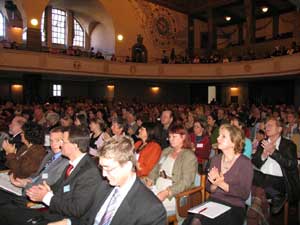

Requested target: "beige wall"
[
  {"left": 6, "top": 0, "right": 188, "bottom": 61},
  {"left": 100, "top": 0, "right": 188, "bottom": 61}
]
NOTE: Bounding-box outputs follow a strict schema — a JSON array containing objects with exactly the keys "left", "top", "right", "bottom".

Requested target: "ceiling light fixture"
[
  {"left": 30, "top": 18, "right": 38, "bottom": 26},
  {"left": 117, "top": 34, "right": 124, "bottom": 41},
  {"left": 225, "top": 16, "right": 231, "bottom": 21},
  {"left": 261, "top": 6, "right": 269, "bottom": 13}
]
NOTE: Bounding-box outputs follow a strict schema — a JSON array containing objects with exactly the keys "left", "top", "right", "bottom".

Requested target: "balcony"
[{"left": 0, "top": 48, "right": 299, "bottom": 80}]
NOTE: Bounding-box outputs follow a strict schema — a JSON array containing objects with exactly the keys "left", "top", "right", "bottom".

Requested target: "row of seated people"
[
  {"left": 0, "top": 107, "right": 298, "bottom": 225},
  {"left": 162, "top": 41, "right": 300, "bottom": 65}
]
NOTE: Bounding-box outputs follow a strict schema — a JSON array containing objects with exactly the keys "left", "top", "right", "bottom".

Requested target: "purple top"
[{"left": 206, "top": 154, "right": 253, "bottom": 208}]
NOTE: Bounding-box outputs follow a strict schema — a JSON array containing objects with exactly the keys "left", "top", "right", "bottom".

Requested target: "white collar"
[
  {"left": 268, "top": 136, "right": 281, "bottom": 150},
  {"left": 69, "top": 153, "right": 86, "bottom": 168},
  {"left": 116, "top": 173, "right": 136, "bottom": 197}
]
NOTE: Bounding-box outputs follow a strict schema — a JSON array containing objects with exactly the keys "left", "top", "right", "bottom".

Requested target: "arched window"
[
  {"left": 51, "top": 8, "right": 66, "bottom": 45},
  {"left": 41, "top": 12, "right": 45, "bottom": 42},
  {"left": 0, "top": 12, "right": 5, "bottom": 37},
  {"left": 73, "top": 19, "right": 84, "bottom": 47}
]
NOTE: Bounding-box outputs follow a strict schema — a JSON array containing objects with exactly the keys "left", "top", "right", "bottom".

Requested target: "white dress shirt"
[{"left": 260, "top": 137, "right": 283, "bottom": 177}]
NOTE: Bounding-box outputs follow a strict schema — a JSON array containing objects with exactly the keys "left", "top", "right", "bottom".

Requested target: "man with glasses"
[
  {"left": 0, "top": 126, "right": 103, "bottom": 225},
  {"left": 48, "top": 136, "right": 166, "bottom": 225}
]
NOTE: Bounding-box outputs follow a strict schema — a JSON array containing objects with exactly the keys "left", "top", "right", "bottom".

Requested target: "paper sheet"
[
  {"left": 188, "top": 201, "right": 231, "bottom": 219},
  {"left": 0, "top": 172, "right": 23, "bottom": 196}
]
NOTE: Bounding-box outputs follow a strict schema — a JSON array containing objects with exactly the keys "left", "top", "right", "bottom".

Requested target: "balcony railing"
[{"left": 0, "top": 48, "right": 299, "bottom": 80}]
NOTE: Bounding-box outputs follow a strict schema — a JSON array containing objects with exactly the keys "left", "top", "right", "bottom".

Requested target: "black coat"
[{"left": 252, "top": 137, "right": 300, "bottom": 202}]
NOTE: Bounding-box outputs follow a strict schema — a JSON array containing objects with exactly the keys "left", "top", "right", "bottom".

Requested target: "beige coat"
[{"left": 148, "top": 147, "right": 197, "bottom": 198}]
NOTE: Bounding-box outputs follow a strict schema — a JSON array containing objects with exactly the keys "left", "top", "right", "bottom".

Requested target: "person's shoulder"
[
  {"left": 148, "top": 141, "right": 161, "bottom": 149},
  {"left": 134, "top": 178, "right": 164, "bottom": 205},
  {"left": 80, "top": 155, "right": 100, "bottom": 171},
  {"left": 280, "top": 137, "right": 296, "bottom": 147},
  {"left": 211, "top": 153, "right": 222, "bottom": 163},
  {"left": 32, "top": 144, "right": 46, "bottom": 153},
  {"left": 162, "top": 146, "right": 172, "bottom": 154},
  {"left": 182, "top": 148, "right": 196, "bottom": 156},
  {"left": 238, "top": 154, "right": 252, "bottom": 165},
  {"left": 181, "top": 149, "right": 197, "bottom": 161}
]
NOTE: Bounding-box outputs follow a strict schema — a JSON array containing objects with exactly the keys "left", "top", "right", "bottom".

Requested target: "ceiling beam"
[
  {"left": 145, "top": 0, "right": 189, "bottom": 14},
  {"left": 190, "top": 0, "right": 239, "bottom": 14}
]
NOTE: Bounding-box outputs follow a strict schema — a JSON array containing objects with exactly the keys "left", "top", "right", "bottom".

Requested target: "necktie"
[
  {"left": 65, "top": 164, "right": 74, "bottom": 178},
  {"left": 98, "top": 188, "right": 120, "bottom": 225}
]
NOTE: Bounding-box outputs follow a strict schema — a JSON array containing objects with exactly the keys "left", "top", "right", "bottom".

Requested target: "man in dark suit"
[
  {"left": 48, "top": 136, "right": 166, "bottom": 225},
  {"left": 0, "top": 125, "right": 103, "bottom": 225},
  {"left": 252, "top": 117, "right": 300, "bottom": 214}
]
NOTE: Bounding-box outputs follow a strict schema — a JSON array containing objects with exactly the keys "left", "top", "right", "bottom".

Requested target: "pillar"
[
  {"left": 244, "top": 0, "right": 256, "bottom": 46},
  {"left": 294, "top": 11, "right": 300, "bottom": 41},
  {"left": 238, "top": 23, "right": 243, "bottom": 45},
  {"left": 273, "top": 13, "right": 279, "bottom": 39},
  {"left": 66, "top": 10, "right": 74, "bottom": 47},
  {"left": 188, "top": 15, "right": 195, "bottom": 58},
  {"left": 208, "top": 8, "right": 216, "bottom": 51}
]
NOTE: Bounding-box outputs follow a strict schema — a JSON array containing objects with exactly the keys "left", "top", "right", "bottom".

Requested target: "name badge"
[
  {"left": 63, "top": 185, "right": 71, "bottom": 193},
  {"left": 196, "top": 143, "right": 204, "bottom": 148},
  {"left": 42, "top": 173, "right": 48, "bottom": 179}
]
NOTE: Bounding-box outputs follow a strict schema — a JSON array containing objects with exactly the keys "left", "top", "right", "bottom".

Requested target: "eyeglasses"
[{"left": 98, "top": 165, "right": 120, "bottom": 174}]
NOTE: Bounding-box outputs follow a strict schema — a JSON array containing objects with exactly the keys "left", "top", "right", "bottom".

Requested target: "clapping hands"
[
  {"left": 2, "top": 140, "right": 16, "bottom": 154},
  {"left": 208, "top": 166, "right": 224, "bottom": 186},
  {"left": 261, "top": 140, "right": 276, "bottom": 158},
  {"left": 26, "top": 181, "right": 51, "bottom": 202}
]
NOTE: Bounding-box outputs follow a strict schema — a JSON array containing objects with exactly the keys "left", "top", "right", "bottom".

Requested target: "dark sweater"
[{"left": 206, "top": 154, "right": 253, "bottom": 208}]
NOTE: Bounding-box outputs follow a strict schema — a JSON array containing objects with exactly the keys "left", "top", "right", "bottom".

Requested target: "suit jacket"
[
  {"left": 0, "top": 154, "right": 103, "bottom": 225},
  {"left": 252, "top": 137, "right": 300, "bottom": 202},
  {"left": 24, "top": 151, "right": 69, "bottom": 191},
  {"left": 11, "top": 133, "right": 24, "bottom": 151},
  {"left": 76, "top": 177, "right": 166, "bottom": 225},
  {"left": 42, "top": 154, "right": 103, "bottom": 221}
]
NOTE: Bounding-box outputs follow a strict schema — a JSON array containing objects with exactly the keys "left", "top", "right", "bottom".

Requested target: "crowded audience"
[{"left": 0, "top": 99, "right": 299, "bottom": 224}]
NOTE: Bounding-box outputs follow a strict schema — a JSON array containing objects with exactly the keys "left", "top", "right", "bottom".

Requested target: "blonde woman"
[{"left": 183, "top": 124, "right": 253, "bottom": 225}]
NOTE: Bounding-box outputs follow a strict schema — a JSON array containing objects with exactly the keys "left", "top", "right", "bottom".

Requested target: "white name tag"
[
  {"left": 42, "top": 173, "right": 48, "bottom": 179},
  {"left": 196, "top": 143, "right": 203, "bottom": 148},
  {"left": 63, "top": 185, "right": 71, "bottom": 193}
]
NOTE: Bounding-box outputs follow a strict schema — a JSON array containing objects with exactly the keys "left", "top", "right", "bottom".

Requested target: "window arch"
[
  {"left": 73, "top": 19, "right": 84, "bottom": 47},
  {"left": 51, "top": 8, "right": 66, "bottom": 44},
  {"left": 0, "top": 12, "right": 5, "bottom": 37}
]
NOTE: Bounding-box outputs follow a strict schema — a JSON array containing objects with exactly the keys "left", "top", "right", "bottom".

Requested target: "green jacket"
[{"left": 148, "top": 147, "right": 197, "bottom": 199}]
